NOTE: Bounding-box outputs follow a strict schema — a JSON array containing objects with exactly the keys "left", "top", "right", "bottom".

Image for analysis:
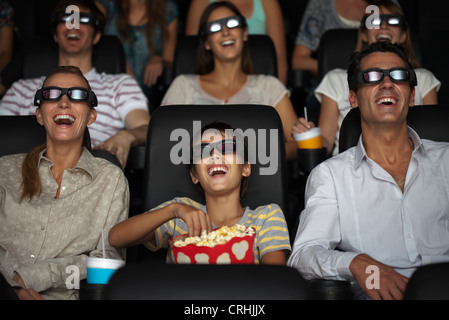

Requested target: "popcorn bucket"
[{"left": 171, "top": 225, "right": 255, "bottom": 264}]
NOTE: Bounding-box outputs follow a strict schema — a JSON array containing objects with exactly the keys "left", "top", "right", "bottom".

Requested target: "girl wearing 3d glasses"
[
  {"left": 292, "top": 0, "right": 440, "bottom": 157},
  {"left": 160, "top": 1, "right": 298, "bottom": 161},
  {"left": 108, "top": 121, "right": 291, "bottom": 265},
  {"left": 0, "top": 66, "right": 128, "bottom": 300}
]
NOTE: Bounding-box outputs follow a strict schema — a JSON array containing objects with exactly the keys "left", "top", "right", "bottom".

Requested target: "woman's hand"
[
  {"left": 291, "top": 117, "right": 316, "bottom": 135},
  {"left": 144, "top": 56, "right": 164, "bottom": 87}
]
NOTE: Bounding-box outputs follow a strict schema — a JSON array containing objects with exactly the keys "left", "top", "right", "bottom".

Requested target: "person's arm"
[
  {"left": 291, "top": 44, "right": 317, "bottom": 74},
  {"left": 262, "top": 0, "right": 288, "bottom": 84},
  {"left": 0, "top": 25, "right": 14, "bottom": 73},
  {"left": 109, "top": 202, "right": 212, "bottom": 249},
  {"left": 287, "top": 164, "right": 359, "bottom": 280},
  {"left": 94, "top": 109, "right": 150, "bottom": 168},
  {"left": 349, "top": 254, "right": 409, "bottom": 300},
  {"left": 317, "top": 95, "right": 340, "bottom": 154},
  {"left": 260, "top": 250, "right": 286, "bottom": 265},
  {"left": 421, "top": 88, "right": 438, "bottom": 105},
  {"left": 144, "top": 18, "right": 179, "bottom": 87},
  {"left": 184, "top": 0, "right": 209, "bottom": 35},
  {"left": 275, "top": 95, "right": 299, "bottom": 161}
]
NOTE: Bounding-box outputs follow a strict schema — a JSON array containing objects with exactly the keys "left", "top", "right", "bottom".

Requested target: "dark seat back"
[
  {"left": 22, "top": 35, "right": 126, "bottom": 79},
  {"left": 105, "top": 263, "right": 311, "bottom": 300},
  {"left": 404, "top": 262, "right": 449, "bottom": 300},
  {"left": 173, "top": 35, "right": 278, "bottom": 78},
  {"left": 339, "top": 105, "right": 449, "bottom": 153},
  {"left": 0, "top": 115, "right": 46, "bottom": 157},
  {"left": 142, "top": 104, "right": 288, "bottom": 215}
]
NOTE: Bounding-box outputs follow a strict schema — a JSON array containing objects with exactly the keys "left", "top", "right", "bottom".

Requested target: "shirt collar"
[
  {"left": 37, "top": 147, "right": 98, "bottom": 180},
  {"left": 354, "top": 126, "right": 424, "bottom": 169}
]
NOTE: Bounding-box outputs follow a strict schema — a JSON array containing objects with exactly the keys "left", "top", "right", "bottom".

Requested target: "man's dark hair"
[{"left": 347, "top": 42, "right": 414, "bottom": 92}]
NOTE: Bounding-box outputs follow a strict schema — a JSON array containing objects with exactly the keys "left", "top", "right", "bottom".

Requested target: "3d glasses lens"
[
  {"left": 370, "top": 14, "right": 404, "bottom": 26},
  {"left": 204, "top": 16, "right": 244, "bottom": 35}
]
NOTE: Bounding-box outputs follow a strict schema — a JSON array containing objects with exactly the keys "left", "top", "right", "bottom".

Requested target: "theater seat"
[
  {"left": 126, "top": 104, "right": 293, "bottom": 264},
  {"left": 22, "top": 35, "right": 126, "bottom": 79},
  {"left": 173, "top": 35, "right": 278, "bottom": 78},
  {"left": 339, "top": 105, "right": 449, "bottom": 153},
  {"left": 0, "top": 115, "right": 46, "bottom": 157},
  {"left": 104, "top": 263, "right": 311, "bottom": 300},
  {"left": 404, "top": 262, "right": 449, "bottom": 300}
]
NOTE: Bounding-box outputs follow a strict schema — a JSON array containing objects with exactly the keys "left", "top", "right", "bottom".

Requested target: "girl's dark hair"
[
  {"left": 21, "top": 66, "right": 93, "bottom": 202},
  {"left": 195, "top": 1, "right": 254, "bottom": 75},
  {"left": 189, "top": 121, "right": 250, "bottom": 198},
  {"left": 116, "top": 0, "right": 170, "bottom": 56}
]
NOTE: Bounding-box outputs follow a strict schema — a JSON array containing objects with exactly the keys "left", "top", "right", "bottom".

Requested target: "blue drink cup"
[{"left": 87, "top": 257, "right": 125, "bottom": 285}]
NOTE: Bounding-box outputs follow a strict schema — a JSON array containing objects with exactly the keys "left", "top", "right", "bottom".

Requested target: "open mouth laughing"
[
  {"left": 208, "top": 165, "right": 229, "bottom": 176},
  {"left": 53, "top": 114, "right": 75, "bottom": 125}
]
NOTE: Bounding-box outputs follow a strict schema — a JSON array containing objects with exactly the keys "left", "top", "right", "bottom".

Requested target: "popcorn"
[
  {"left": 173, "top": 224, "right": 255, "bottom": 248},
  {"left": 171, "top": 224, "right": 256, "bottom": 264}
]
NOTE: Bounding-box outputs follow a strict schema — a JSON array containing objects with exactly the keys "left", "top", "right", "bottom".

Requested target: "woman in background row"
[
  {"left": 96, "top": 0, "right": 179, "bottom": 102},
  {"left": 162, "top": 1, "right": 298, "bottom": 161},
  {"left": 185, "top": 0, "right": 288, "bottom": 85}
]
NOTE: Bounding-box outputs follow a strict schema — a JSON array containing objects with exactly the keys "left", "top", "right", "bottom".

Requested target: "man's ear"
[
  {"left": 409, "top": 87, "right": 415, "bottom": 107},
  {"left": 349, "top": 90, "right": 359, "bottom": 109},
  {"left": 93, "top": 31, "right": 101, "bottom": 45}
]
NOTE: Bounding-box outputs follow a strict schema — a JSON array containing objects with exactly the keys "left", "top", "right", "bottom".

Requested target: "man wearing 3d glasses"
[
  {"left": 288, "top": 42, "right": 449, "bottom": 300},
  {"left": 0, "top": 0, "right": 150, "bottom": 169}
]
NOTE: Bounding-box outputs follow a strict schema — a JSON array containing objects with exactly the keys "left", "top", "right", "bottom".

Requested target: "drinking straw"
[
  {"left": 101, "top": 227, "right": 106, "bottom": 258},
  {"left": 304, "top": 106, "right": 308, "bottom": 122}
]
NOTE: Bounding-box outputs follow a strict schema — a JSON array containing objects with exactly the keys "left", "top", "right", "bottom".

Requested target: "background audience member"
[
  {"left": 0, "top": 0, "right": 14, "bottom": 97},
  {"left": 0, "top": 0, "right": 150, "bottom": 168},
  {"left": 185, "top": 0, "right": 288, "bottom": 85},
  {"left": 108, "top": 121, "right": 291, "bottom": 264},
  {"left": 291, "top": 0, "right": 368, "bottom": 75},
  {"left": 96, "top": 0, "right": 179, "bottom": 105},
  {"left": 291, "top": 0, "right": 440, "bottom": 156},
  {"left": 162, "top": 1, "right": 298, "bottom": 161},
  {"left": 288, "top": 42, "right": 449, "bottom": 300},
  {"left": 0, "top": 66, "right": 129, "bottom": 300}
]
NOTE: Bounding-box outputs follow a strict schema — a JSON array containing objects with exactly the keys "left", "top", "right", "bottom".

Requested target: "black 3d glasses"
[
  {"left": 200, "top": 16, "right": 246, "bottom": 36},
  {"left": 53, "top": 11, "right": 99, "bottom": 28},
  {"left": 365, "top": 14, "right": 406, "bottom": 28},
  {"left": 192, "top": 139, "right": 238, "bottom": 160},
  {"left": 34, "top": 86, "right": 98, "bottom": 107},
  {"left": 353, "top": 68, "right": 417, "bottom": 88}
]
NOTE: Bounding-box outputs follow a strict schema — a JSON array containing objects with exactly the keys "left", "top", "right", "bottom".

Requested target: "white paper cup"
[
  {"left": 87, "top": 257, "right": 125, "bottom": 285},
  {"left": 293, "top": 127, "right": 322, "bottom": 149}
]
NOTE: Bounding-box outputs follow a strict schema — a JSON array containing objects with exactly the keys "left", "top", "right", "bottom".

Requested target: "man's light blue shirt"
[{"left": 288, "top": 127, "right": 449, "bottom": 283}]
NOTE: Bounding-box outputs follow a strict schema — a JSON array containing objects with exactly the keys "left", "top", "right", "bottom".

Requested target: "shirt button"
[
  {"left": 41, "top": 226, "right": 45, "bottom": 230},
  {"left": 405, "top": 234, "right": 411, "bottom": 239},
  {"left": 61, "top": 186, "right": 67, "bottom": 191},
  {"left": 30, "top": 254, "right": 35, "bottom": 259}
]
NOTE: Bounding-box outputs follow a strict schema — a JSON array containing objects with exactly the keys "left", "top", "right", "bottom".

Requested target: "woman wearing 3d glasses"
[
  {"left": 0, "top": 66, "right": 128, "bottom": 300},
  {"left": 292, "top": 0, "right": 440, "bottom": 157},
  {"left": 160, "top": 1, "right": 298, "bottom": 161}
]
